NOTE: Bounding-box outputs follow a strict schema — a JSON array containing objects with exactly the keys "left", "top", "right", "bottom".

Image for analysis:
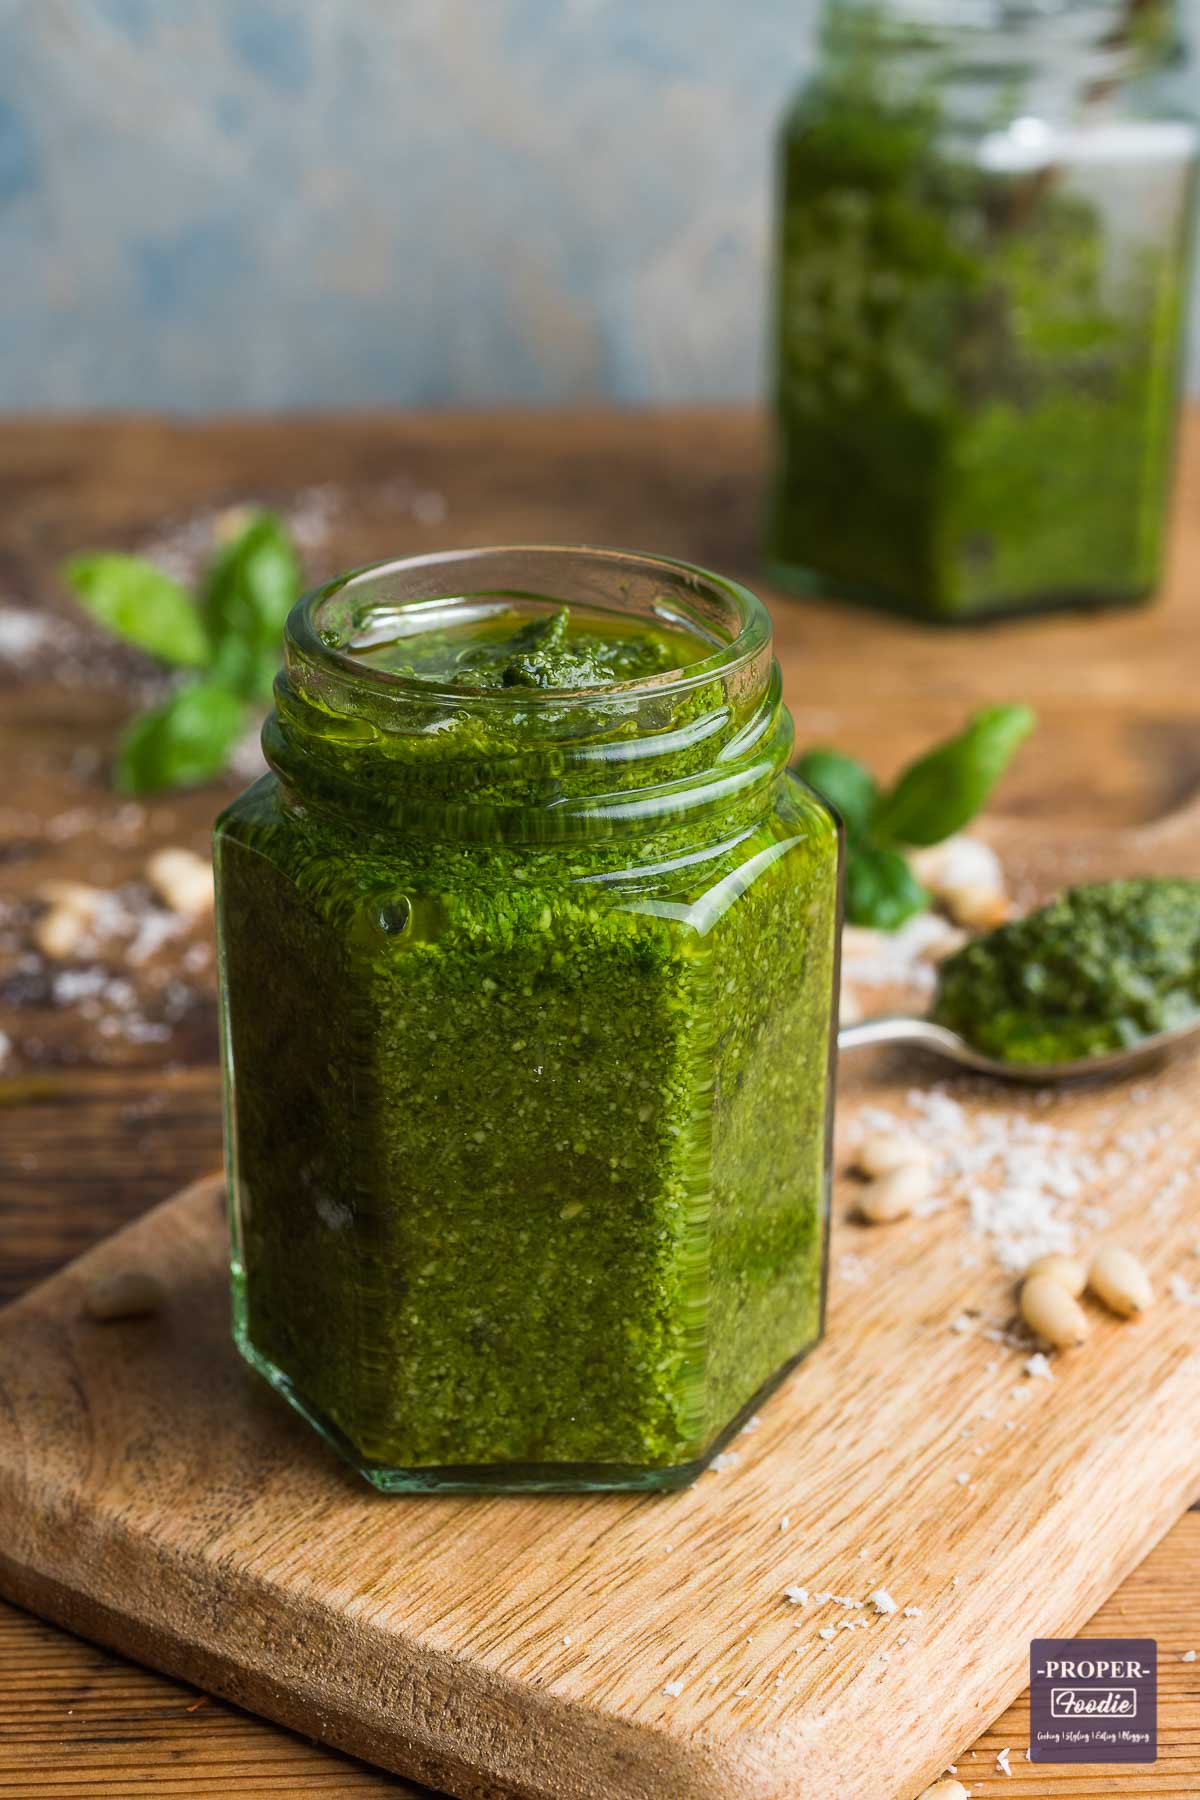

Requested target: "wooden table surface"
[{"left": 1, "top": 410, "right": 1198, "bottom": 1797}]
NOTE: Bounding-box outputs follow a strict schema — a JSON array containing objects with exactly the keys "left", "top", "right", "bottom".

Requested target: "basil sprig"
[
  {"left": 795, "top": 704, "right": 1035, "bottom": 931},
  {"left": 63, "top": 512, "right": 301, "bottom": 794}
]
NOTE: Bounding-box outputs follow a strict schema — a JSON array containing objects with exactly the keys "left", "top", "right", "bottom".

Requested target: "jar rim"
[{"left": 285, "top": 543, "right": 773, "bottom": 713}]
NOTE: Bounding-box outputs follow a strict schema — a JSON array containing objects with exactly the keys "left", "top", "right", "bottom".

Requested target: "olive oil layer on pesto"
[
  {"left": 933, "top": 879, "right": 1200, "bottom": 1064},
  {"left": 217, "top": 600, "right": 839, "bottom": 1474}
]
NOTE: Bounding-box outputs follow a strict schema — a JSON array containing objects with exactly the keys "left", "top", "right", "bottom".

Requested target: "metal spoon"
[{"left": 837, "top": 1013, "right": 1200, "bottom": 1084}]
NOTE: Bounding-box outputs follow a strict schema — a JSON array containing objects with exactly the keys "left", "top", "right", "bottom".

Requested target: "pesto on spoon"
[{"left": 838, "top": 879, "right": 1200, "bottom": 1082}]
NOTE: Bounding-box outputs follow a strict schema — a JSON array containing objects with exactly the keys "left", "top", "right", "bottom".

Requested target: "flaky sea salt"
[{"left": 840, "top": 912, "right": 965, "bottom": 996}]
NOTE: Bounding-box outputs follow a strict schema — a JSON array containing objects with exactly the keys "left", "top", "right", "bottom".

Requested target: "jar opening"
[
  {"left": 266, "top": 547, "right": 789, "bottom": 844},
  {"left": 287, "top": 545, "right": 771, "bottom": 714}
]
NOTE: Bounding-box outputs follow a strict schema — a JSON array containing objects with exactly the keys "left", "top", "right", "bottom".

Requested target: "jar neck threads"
[{"left": 265, "top": 548, "right": 790, "bottom": 845}]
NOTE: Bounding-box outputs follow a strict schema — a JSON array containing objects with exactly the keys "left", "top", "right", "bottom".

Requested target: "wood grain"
[{"left": 3, "top": 410, "right": 1200, "bottom": 1796}]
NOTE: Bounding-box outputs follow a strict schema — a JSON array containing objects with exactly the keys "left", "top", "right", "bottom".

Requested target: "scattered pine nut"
[
  {"left": 145, "top": 847, "right": 214, "bottom": 917},
  {"left": 1023, "top": 1253, "right": 1087, "bottom": 1299},
  {"left": 32, "top": 881, "right": 104, "bottom": 961},
  {"left": 942, "top": 883, "right": 1011, "bottom": 930},
  {"left": 83, "top": 1269, "right": 165, "bottom": 1322},
  {"left": 919, "top": 1782, "right": 970, "bottom": 1800},
  {"left": 1020, "top": 1273, "right": 1089, "bottom": 1349},
  {"left": 858, "top": 1162, "right": 931, "bottom": 1224},
  {"left": 853, "top": 1132, "right": 932, "bottom": 1180},
  {"left": 34, "top": 904, "right": 89, "bottom": 961},
  {"left": 1089, "top": 1246, "right": 1154, "bottom": 1318},
  {"left": 910, "top": 832, "right": 1003, "bottom": 897}
]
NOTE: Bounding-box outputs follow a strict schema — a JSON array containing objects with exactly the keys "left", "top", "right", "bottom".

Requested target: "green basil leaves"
[
  {"left": 62, "top": 511, "right": 301, "bottom": 794},
  {"left": 796, "top": 703, "right": 1035, "bottom": 930}
]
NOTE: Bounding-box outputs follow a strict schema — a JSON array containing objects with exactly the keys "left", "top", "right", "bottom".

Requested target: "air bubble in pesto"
[{"left": 215, "top": 547, "right": 842, "bottom": 1492}]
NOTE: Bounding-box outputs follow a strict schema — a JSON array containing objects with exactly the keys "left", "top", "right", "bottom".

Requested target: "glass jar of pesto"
[
  {"left": 768, "top": 0, "right": 1198, "bottom": 622},
  {"left": 215, "top": 547, "right": 842, "bottom": 1492}
]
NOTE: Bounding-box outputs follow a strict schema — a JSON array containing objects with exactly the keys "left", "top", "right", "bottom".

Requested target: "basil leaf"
[
  {"left": 201, "top": 513, "right": 300, "bottom": 701},
  {"left": 844, "top": 844, "right": 930, "bottom": 931},
  {"left": 114, "top": 681, "right": 246, "bottom": 794},
  {"left": 872, "top": 704, "right": 1036, "bottom": 848},
  {"left": 63, "top": 554, "right": 210, "bottom": 668},
  {"left": 793, "top": 749, "right": 879, "bottom": 839}
]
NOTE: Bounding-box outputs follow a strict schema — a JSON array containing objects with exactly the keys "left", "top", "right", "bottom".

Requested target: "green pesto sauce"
[
  {"left": 348, "top": 600, "right": 699, "bottom": 690},
  {"left": 216, "top": 596, "right": 839, "bottom": 1484},
  {"left": 767, "top": 44, "right": 1196, "bottom": 621},
  {"left": 933, "top": 879, "right": 1200, "bottom": 1063}
]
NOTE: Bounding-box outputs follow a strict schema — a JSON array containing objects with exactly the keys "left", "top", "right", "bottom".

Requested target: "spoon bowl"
[{"left": 837, "top": 1012, "right": 1200, "bottom": 1084}]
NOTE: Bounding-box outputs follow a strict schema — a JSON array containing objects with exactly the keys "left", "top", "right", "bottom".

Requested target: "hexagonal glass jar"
[{"left": 214, "top": 547, "right": 841, "bottom": 1491}]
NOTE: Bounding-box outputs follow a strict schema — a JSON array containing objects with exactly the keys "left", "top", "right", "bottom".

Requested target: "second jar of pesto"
[
  {"left": 215, "top": 547, "right": 841, "bottom": 1492},
  {"left": 769, "top": 0, "right": 1198, "bottom": 622}
]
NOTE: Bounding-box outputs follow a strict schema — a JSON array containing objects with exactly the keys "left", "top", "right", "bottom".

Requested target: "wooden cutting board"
[{"left": 2, "top": 807, "right": 1200, "bottom": 1800}]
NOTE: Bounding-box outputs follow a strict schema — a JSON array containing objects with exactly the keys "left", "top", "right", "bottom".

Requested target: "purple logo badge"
[{"left": 1030, "top": 1638, "right": 1156, "bottom": 1763}]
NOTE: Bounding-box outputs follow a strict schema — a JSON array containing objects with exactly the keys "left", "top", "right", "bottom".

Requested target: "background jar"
[
  {"left": 768, "top": 0, "right": 1199, "bottom": 623},
  {"left": 214, "top": 547, "right": 842, "bottom": 1492}
]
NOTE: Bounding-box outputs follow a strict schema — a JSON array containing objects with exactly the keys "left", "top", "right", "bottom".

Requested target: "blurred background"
[{"left": 5, "top": 0, "right": 1198, "bottom": 414}]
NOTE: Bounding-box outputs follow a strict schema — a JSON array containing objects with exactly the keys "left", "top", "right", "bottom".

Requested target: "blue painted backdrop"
[{"left": 2, "top": 0, "right": 1198, "bottom": 410}]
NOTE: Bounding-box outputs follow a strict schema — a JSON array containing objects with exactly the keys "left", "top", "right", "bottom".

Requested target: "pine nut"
[
  {"left": 1020, "top": 1273, "right": 1089, "bottom": 1348},
  {"left": 910, "top": 832, "right": 1004, "bottom": 897},
  {"left": 919, "top": 1783, "right": 969, "bottom": 1800},
  {"left": 32, "top": 881, "right": 104, "bottom": 961},
  {"left": 1024, "top": 1253, "right": 1087, "bottom": 1298},
  {"left": 853, "top": 1132, "right": 932, "bottom": 1179},
  {"left": 1089, "top": 1246, "right": 1154, "bottom": 1318},
  {"left": 146, "top": 847, "right": 214, "bottom": 917},
  {"left": 33, "top": 904, "right": 88, "bottom": 961},
  {"left": 942, "top": 883, "right": 1012, "bottom": 930},
  {"left": 83, "top": 1269, "right": 165, "bottom": 1322},
  {"left": 858, "top": 1162, "right": 931, "bottom": 1224}
]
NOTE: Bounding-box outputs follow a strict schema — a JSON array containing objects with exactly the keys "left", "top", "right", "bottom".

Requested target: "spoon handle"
[{"left": 837, "top": 1014, "right": 973, "bottom": 1059}]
